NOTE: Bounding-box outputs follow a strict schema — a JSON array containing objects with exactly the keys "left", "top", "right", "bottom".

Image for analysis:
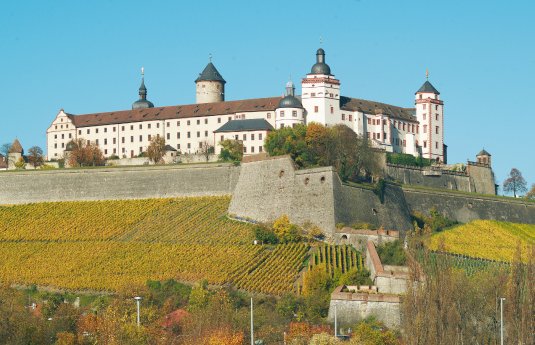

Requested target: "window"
[
  {"left": 139, "top": 124, "right": 142, "bottom": 129},
  {"left": 436, "top": 142, "right": 439, "bottom": 149},
  {"left": 131, "top": 136, "right": 134, "bottom": 142},
  {"left": 104, "top": 128, "right": 107, "bottom": 133},
  {"left": 341, "top": 114, "right": 345, "bottom": 121},
  {"left": 311, "top": 92, "right": 316, "bottom": 97},
  {"left": 55, "top": 125, "right": 57, "bottom": 130},
  {"left": 104, "top": 149, "right": 107, "bottom": 155},
  {"left": 187, "top": 132, "right": 191, "bottom": 138},
  {"left": 187, "top": 120, "right": 190, "bottom": 126},
  {"left": 435, "top": 105, "right": 439, "bottom": 110},
  {"left": 330, "top": 106, "right": 334, "bottom": 114},
  {"left": 267, "top": 113, "right": 271, "bottom": 119},
  {"left": 113, "top": 127, "right": 116, "bottom": 132},
  {"left": 197, "top": 131, "right": 200, "bottom": 138},
  {"left": 139, "top": 135, "right": 142, "bottom": 141},
  {"left": 423, "top": 125, "right": 427, "bottom": 133},
  {"left": 314, "top": 106, "right": 319, "bottom": 113},
  {"left": 78, "top": 130, "right": 81, "bottom": 135},
  {"left": 148, "top": 124, "right": 151, "bottom": 129},
  {"left": 218, "top": 117, "right": 221, "bottom": 123},
  {"left": 177, "top": 132, "right": 180, "bottom": 139},
  {"left": 122, "top": 137, "right": 125, "bottom": 143},
  {"left": 251, "top": 146, "right": 255, "bottom": 153},
  {"left": 122, "top": 148, "right": 125, "bottom": 153},
  {"left": 243, "top": 146, "right": 247, "bottom": 153},
  {"left": 177, "top": 121, "right": 180, "bottom": 126},
  {"left": 167, "top": 133, "right": 170, "bottom": 140},
  {"left": 130, "top": 125, "right": 133, "bottom": 130},
  {"left": 167, "top": 122, "right": 170, "bottom": 127},
  {"left": 197, "top": 119, "right": 200, "bottom": 125},
  {"left": 423, "top": 104, "right": 427, "bottom": 109},
  {"left": 423, "top": 141, "right": 427, "bottom": 148},
  {"left": 259, "top": 133, "right": 263, "bottom": 140},
  {"left": 259, "top": 146, "right": 263, "bottom": 152},
  {"left": 204, "top": 119, "right": 208, "bottom": 124},
  {"left": 436, "top": 114, "right": 439, "bottom": 121},
  {"left": 87, "top": 129, "right": 90, "bottom": 134},
  {"left": 403, "top": 123, "right": 406, "bottom": 131},
  {"left": 235, "top": 135, "right": 239, "bottom": 140},
  {"left": 156, "top": 123, "right": 160, "bottom": 129},
  {"left": 280, "top": 124, "right": 285, "bottom": 128},
  {"left": 69, "top": 133, "right": 72, "bottom": 138},
  {"left": 436, "top": 126, "right": 439, "bottom": 134},
  {"left": 383, "top": 133, "right": 387, "bottom": 140},
  {"left": 228, "top": 117, "right": 232, "bottom": 122},
  {"left": 187, "top": 143, "right": 191, "bottom": 149},
  {"left": 280, "top": 111, "right": 285, "bottom": 117},
  {"left": 122, "top": 126, "right": 125, "bottom": 131},
  {"left": 251, "top": 133, "right": 255, "bottom": 140},
  {"left": 54, "top": 143, "right": 57, "bottom": 149},
  {"left": 367, "top": 118, "right": 371, "bottom": 125},
  {"left": 139, "top": 147, "right": 142, "bottom": 153},
  {"left": 349, "top": 115, "right": 353, "bottom": 121},
  {"left": 96, "top": 139, "right": 99, "bottom": 145},
  {"left": 148, "top": 135, "right": 151, "bottom": 141},
  {"left": 243, "top": 134, "right": 247, "bottom": 141},
  {"left": 373, "top": 133, "right": 376, "bottom": 139},
  {"left": 177, "top": 144, "right": 181, "bottom": 150},
  {"left": 292, "top": 111, "right": 297, "bottom": 117}
]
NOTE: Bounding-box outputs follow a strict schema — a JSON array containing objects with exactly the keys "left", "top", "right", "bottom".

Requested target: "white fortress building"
[{"left": 47, "top": 48, "right": 446, "bottom": 162}]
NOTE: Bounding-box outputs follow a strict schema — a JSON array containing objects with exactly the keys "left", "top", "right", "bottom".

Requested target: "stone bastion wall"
[{"left": 0, "top": 163, "right": 240, "bottom": 204}]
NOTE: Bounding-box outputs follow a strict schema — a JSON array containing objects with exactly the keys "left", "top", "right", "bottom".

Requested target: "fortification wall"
[
  {"left": 228, "top": 156, "right": 339, "bottom": 233},
  {"left": 385, "top": 165, "right": 472, "bottom": 192},
  {"left": 0, "top": 164, "right": 239, "bottom": 204},
  {"left": 328, "top": 295, "right": 401, "bottom": 329},
  {"left": 404, "top": 187, "right": 535, "bottom": 224},
  {"left": 467, "top": 163, "right": 496, "bottom": 195}
]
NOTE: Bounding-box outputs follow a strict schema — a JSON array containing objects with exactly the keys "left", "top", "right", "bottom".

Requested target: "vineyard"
[
  {"left": 308, "top": 244, "right": 364, "bottom": 275},
  {"left": 427, "top": 220, "right": 535, "bottom": 263},
  {"left": 0, "top": 196, "right": 316, "bottom": 295}
]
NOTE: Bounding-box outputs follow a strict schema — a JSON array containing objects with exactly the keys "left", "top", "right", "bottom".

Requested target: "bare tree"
[
  {"left": 27, "top": 146, "right": 44, "bottom": 168},
  {"left": 526, "top": 184, "right": 535, "bottom": 200},
  {"left": 199, "top": 140, "right": 214, "bottom": 162},
  {"left": 503, "top": 168, "right": 528, "bottom": 197},
  {"left": 147, "top": 135, "right": 166, "bottom": 164},
  {"left": 0, "top": 143, "right": 11, "bottom": 167}
]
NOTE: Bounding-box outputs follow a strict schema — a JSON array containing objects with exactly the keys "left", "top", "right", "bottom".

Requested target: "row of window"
[
  {"left": 219, "top": 133, "right": 263, "bottom": 142},
  {"left": 243, "top": 146, "right": 264, "bottom": 154},
  {"left": 422, "top": 104, "right": 440, "bottom": 110},
  {"left": 422, "top": 125, "right": 440, "bottom": 134},
  {"left": 422, "top": 113, "right": 440, "bottom": 121},
  {"left": 279, "top": 110, "right": 299, "bottom": 117}
]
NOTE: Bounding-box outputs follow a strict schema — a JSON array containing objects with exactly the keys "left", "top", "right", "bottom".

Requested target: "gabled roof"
[
  {"left": 416, "top": 80, "right": 440, "bottom": 94},
  {"left": 164, "top": 144, "right": 177, "bottom": 152},
  {"left": 66, "top": 97, "right": 280, "bottom": 128},
  {"left": 340, "top": 96, "right": 417, "bottom": 122},
  {"left": 214, "top": 118, "right": 274, "bottom": 133},
  {"left": 9, "top": 139, "right": 23, "bottom": 153},
  {"left": 195, "top": 62, "right": 226, "bottom": 83},
  {"left": 477, "top": 149, "right": 491, "bottom": 156}
]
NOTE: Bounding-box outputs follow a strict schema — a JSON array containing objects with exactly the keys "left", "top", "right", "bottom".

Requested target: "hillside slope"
[
  {"left": 427, "top": 220, "right": 535, "bottom": 262},
  {"left": 0, "top": 196, "right": 308, "bottom": 294}
]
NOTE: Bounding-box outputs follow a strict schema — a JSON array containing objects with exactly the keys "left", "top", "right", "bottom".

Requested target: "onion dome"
[
  {"left": 278, "top": 80, "right": 303, "bottom": 108},
  {"left": 310, "top": 48, "right": 332, "bottom": 75},
  {"left": 195, "top": 62, "right": 226, "bottom": 83},
  {"left": 8, "top": 139, "right": 23, "bottom": 154},
  {"left": 132, "top": 68, "right": 155, "bottom": 110}
]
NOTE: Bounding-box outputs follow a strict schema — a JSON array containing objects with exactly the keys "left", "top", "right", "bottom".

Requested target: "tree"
[
  {"left": 67, "top": 139, "right": 105, "bottom": 167},
  {"left": 147, "top": 135, "right": 166, "bottom": 164},
  {"left": 14, "top": 157, "right": 26, "bottom": 169},
  {"left": 503, "top": 168, "right": 528, "bottom": 197},
  {"left": 0, "top": 143, "right": 11, "bottom": 167},
  {"left": 218, "top": 139, "right": 243, "bottom": 162},
  {"left": 526, "top": 184, "right": 535, "bottom": 199},
  {"left": 272, "top": 215, "right": 301, "bottom": 243},
  {"left": 27, "top": 146, "right": 44, "bottom": 168},
  {"left": 199, "top": 140, "right": 215, "bottom": 162}
]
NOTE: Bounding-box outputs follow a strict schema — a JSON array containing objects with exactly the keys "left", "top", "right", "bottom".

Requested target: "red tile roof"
[{"left": 67, "top": 97, "right": 281, "bottom": 128}]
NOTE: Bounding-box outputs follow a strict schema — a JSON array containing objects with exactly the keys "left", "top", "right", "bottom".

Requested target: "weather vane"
[
  {"left": 319, "top": 35, "right": 323, "bottom": 46},
  {"left": 141, "top": 66, "right": 144, "bottom": 77},
  {"left": 426, "top": 68, "right": 429, "bottom": 80},
  {"left": 209, "top": 53, "right": 212, "bottom": 62}
]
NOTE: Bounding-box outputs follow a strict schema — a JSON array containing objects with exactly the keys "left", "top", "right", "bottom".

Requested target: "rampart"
[
  {"left": 403, "top": 187, "right": 535, "bottom": 224},
  {"left": 0, "top": 164, "right": 240, "bottom": 204}
]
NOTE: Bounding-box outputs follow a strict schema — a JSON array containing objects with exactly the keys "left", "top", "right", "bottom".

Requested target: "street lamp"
[
  {"left": 134, "top": 296, "right": 142, "bottom": 327},
  {"left": 500, "top": 297, "right": 505, "bottom": 345}
]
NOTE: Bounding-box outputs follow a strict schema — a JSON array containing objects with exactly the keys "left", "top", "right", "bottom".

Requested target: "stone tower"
[
  {"left": 415, "top": 72, "right": 444, "bottom": 162},
  {"left": 195, "top": 60, "right": 226, "bottom": 104}
]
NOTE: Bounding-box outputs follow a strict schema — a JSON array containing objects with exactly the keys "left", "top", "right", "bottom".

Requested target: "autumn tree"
[
  {"left": 526, "top": 183, "right": 535, "bottom": 199},
  {"left": 147, "top": 135, "right": 166, "bottom": 164},
  {"left": 0, "top": 143, "right": 11, "bottom": 167},
  {"left": 272, "top": 215, "right": 302, "bottom": 243},
  {"left": 218, "top": 139, "right": 243, "bottom": 162},
  {"left": 27, "top": 146, "right": 44, "bottom": 168},
  {"left": 67, "top": 139, "right": 105, "bottom": 167},
  {"left": 503, "top": 168, "right": 527, "bottom": 197}
]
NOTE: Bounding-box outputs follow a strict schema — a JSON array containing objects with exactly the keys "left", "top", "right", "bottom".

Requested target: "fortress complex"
[{"left": 47, "top": 48, "right": 445, "bottom": 162}]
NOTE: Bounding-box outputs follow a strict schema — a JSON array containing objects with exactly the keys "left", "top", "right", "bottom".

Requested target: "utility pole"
[
  {"left": 250, "top": 297, "right": 255, "bottom": 345},
  {"left": 134, "top": 296, "right": 142, "bottom": 327},
  {"left": 500, "top": 297, "right": 505, "bottom": 345}
]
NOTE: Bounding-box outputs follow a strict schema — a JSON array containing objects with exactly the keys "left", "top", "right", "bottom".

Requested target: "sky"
[{"left": 1, "top": 0, "right": 534, "bottom": 192}]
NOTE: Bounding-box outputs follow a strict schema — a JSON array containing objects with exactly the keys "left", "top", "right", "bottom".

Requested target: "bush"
[
  {"left": 412, "top": 208, "right": 457, "bottom": 233},
  {"left": 387, "top": 152, "right": 432, "bottom": 167},
  {"left": 337, "top": 268, "right": 373, "bottom": 286},
  {"left": 351, "top": 222, "right": 377, "bottom": 230},
  {"left": 375, "top": 240, "right": 406, "bottom": 266},
  {"left": 254, "top": 225, "right": 278, "bottom": 244}
]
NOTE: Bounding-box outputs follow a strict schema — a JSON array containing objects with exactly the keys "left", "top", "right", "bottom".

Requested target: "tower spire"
[{"left": 426, "top": 68, "right": 429, "bottom": 80}]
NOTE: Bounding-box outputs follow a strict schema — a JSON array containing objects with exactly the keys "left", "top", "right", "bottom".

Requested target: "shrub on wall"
[
  {"left": 387, "top": 152, "right": 432, "bottom": 167},
  {"left": 375, "top": 240, "right": 407, "bottom": 266}
]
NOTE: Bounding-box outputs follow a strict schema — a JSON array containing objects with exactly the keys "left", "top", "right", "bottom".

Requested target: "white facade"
[{"left": 46, "top": 48, "right": 446, "bottom": 163}]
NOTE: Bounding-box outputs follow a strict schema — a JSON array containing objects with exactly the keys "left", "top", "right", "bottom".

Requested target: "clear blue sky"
[{"left": 1, "top": 0, "right": 534, "bottom": 192}]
